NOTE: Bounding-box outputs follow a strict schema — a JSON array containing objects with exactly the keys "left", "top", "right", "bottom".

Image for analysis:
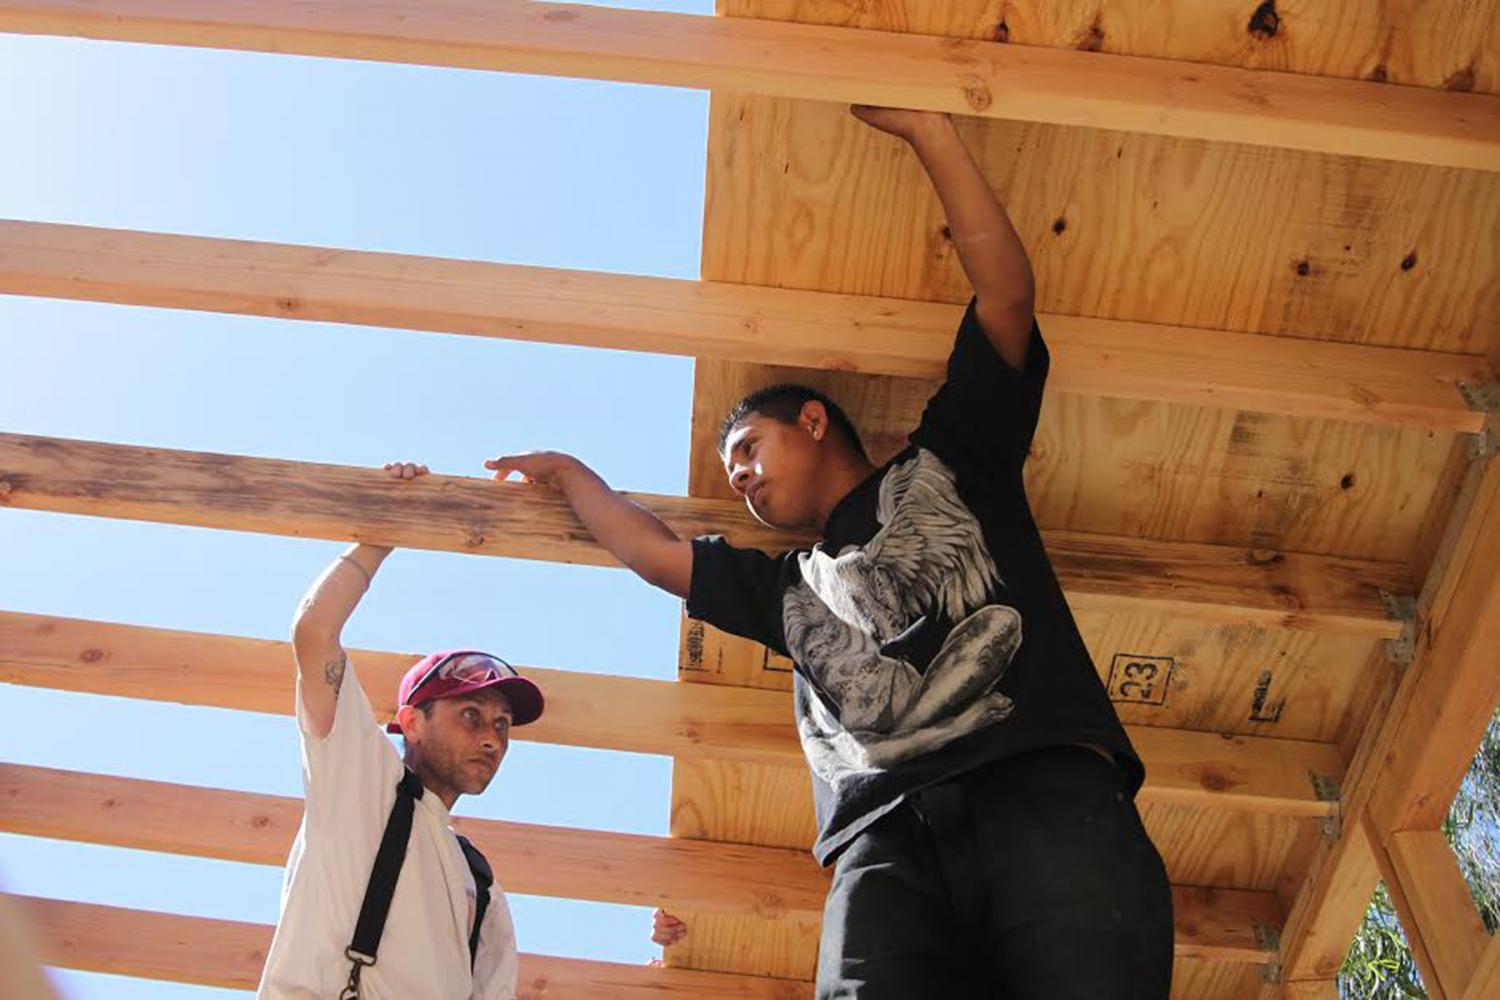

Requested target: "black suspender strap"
[
  {"left": 456, "top": 835, "right": 493, "bottom": 969},
  {"left": 342, "top": 768, "right": 424, "bottom": 1000}
]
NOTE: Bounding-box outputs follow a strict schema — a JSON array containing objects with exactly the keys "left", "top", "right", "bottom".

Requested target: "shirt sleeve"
[
  {"left": 296, "top": 660, "right": 403, "bottom": 830},
  {"left": 909, "top": 297, "right": 1049, "bottom": 474},
  {"left": 686, "top": 535, "right": 790, "bottom": 656}
]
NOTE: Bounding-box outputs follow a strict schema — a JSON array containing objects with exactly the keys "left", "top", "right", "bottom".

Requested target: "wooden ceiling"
[{"left": 0, "top": 1, "right": 1497, "bottom": 998}]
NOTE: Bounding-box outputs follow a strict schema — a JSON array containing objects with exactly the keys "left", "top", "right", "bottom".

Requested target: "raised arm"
[
  {"left": 291, "top": 461, "right": 424, "bottom": 737},
  {"left": 852, "top": 106, "right": 1036, "bottom": 370},
  {"left": 484, "top": 452, "right": 692, "bottom": 599}
]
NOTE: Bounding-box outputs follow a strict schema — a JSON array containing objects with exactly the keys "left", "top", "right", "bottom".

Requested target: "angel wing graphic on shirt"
[
  {"left": 799, "top": 449, "right": 1001, "bottom": 640},
  {"left": 784, "top": 449, "right": 1022, "bottom": 789}
]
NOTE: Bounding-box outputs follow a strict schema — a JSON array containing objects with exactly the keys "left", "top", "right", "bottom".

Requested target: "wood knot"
[
  {"left": 1247, "top": 1, "right": 1279, "bottom": 39},
  {"left": 1051, "top": 217, "right": 1067, "bottom": 235},
  {"left": 1199, "top": 771, "right": 1235, "bottom": 793},
  {"left": 1400, "top": 251, "right": 1417, "bottom": 271},
  {"left": 1444, "top": 65, "right": 1476, "bottom": 92},
  {"left": 754, "top": 891, "right": 787, "bottom": 920},
  {"left": 102, "top": 797, "right": 119, "bottom": 810},
  {"left": 1077, "top": 17, "right": 1105, "bottom": 52},
  {"left": 1339, "top": 472, "right": 1355, "bottom": 490},
  {"left": 958, "top": 74, "right": 993, "bottom": 112},
  {"left": 994, "top": 19, "right": 1010, "bottom": 43},
  {"left": 250, "top": 814, "right": 271, "bottom": 829},
  {"left": 938, "top": 37, "right": 979, "bottom": 67},
  {"left": 274, "top": 296, "right": 301, "bottom": 314},
  {"left": 1294, "top": 258, "right": 1311, "bottom": 276},
  {"left": 1368, "top": 64, "right": 1389, "bottom": 83},
  {"left": 463, "top": 531, "right": 486, "bottom": 548},
  {"left": 79, "top": 648, "right": 105, "bottom": 663},
  {"left": 541, "top": 8, "right": 578, "bottom": 21}
]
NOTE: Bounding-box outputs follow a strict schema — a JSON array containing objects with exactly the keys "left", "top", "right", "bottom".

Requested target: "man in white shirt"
[{"left": 259, "top": 461, "right": 542, "bottom": 999}]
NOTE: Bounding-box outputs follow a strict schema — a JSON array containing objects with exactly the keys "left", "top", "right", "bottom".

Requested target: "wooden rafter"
[
  {"left": 0, "top": 764, "right": 1281, "bottom": 959},
  {"left": 1, "top": 764, "right": 827, "bottom": 922},
  {"left": 1, "top": 1, "right": 1498, "bottom": 169},
  {"left": 0, "top": 610, "right": 1346, "bottom": 816},
  {"left": 1379, "top": 829, "right": 1491, "bottom": 999},
  {"left": 1469, "top": 934, "right": 1500, "bottom": 1000},
  {"left": 18, "top": 894, "right": 815, "bottom": 998},
  {"left": 0, "top": 433, "right": 1413, "bottom": 636},
  {"left": 0, "top": 220, "right": 1490, "bottom": 432},
  {"left": 1274, "top": 444, "right": 1500, "bottom": 988}
]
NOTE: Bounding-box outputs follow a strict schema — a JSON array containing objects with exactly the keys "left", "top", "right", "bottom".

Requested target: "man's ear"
[
  {"left": 396, "top": 704, "right": 423, "bottom": 742},
  {"left": 800, "top": 400, "right": 828, "bottom": 442}
]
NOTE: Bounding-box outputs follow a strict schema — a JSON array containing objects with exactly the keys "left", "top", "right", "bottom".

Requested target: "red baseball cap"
[{"left": 385, "top": 649, "right": 544, "bottom": 734}]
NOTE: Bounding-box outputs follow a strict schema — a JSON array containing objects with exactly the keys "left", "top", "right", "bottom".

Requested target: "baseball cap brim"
[{"left": 384, "top": 673, "right": 545, "bottom": 734}]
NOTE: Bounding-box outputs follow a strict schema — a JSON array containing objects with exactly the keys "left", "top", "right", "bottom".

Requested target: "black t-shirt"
[{"left": 688, "top": 299, "right": 1142, "bottom": 865}]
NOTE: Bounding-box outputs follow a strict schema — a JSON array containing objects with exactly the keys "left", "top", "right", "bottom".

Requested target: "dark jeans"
[{"left": 816, "top": 746, "right": 1173, "bottom": 999}]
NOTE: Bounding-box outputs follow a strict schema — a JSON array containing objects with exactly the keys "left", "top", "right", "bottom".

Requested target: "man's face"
[
  {"left": 721, "top": 406, "right": 825, "bottom": 530},
  {"left": 404, "top": 689, "right": 513, "bottom": 797}
]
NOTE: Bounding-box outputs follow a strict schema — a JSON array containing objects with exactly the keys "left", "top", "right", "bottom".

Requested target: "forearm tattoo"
[{"left": 324, "top": 652, "right": 347, "bottom": 692}]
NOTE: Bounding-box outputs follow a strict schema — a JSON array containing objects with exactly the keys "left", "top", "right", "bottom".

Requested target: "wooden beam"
[
  {"left": 1366, "top": 453, "right": 1500, "bottom": 833},
  {"left": 1, "top": 2, "right": 1497, "bottom": 169},
  {"left": 1383, "top": 830, "right": 1490, "bottom": 1000},
  {"left": 0, "top": 431, "right": 795, "bottom": 567},
  {"left": 1273, "top": 816, "right": 1381, "bottom": 987},
  {"left": 1170, "top": 885, "right": 1284, "bottom": 963},
  {"left": 1370, "top": 824, "right": 1450, "bottom": 1000},
  {"left": 1466, "top": 932, "right": 1500, "bottom": 1000},
  {"left": 2, "top": 763, "right": 828, "bottom": 922},
  {"left": 0, "top": 433, "right": 1413, "bottom": 637},
  {"left": 0, "top": 764, "right": 1280, "bottom": 959},
  {"left": 17, "top": 895, "right": 814, "bottom": 998},
  {"left": 0, "top": 611, "right": 803, "bottom": 769},
  {"left": 1277, "top": 455, "right": 1500, "bottom": 980},
  {"left": 0, "top": 220, "right": 1489, "bottom": 433},
  {"left": 0, "top": 610, "right": 1347, "bottom": 816}
]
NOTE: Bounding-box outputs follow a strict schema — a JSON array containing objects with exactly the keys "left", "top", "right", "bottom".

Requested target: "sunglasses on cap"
[{"left": 406, "top": 651, "right": 517, "bottom": 704}]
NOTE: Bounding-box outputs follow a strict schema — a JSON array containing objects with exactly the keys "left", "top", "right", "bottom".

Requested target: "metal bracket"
[
  {"left": 1460, "top": 380, "right": 1500, "bottom": 413},
  {"left": 1379, "top": 589, "right": 1418, "bottom": 667},
  {"left": 1309, "top": 770, "right": 1343, "bottom": 841},
  {"left": 1255, "top": 923, "right": 1283, "bottom": 985},
  {"left": 1460, "top": 381, "right": 1500, "bottom": 461}
]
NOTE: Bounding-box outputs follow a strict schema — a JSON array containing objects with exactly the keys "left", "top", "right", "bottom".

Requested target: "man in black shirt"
[{"left": 487, "top": 105, "right": 1172, "bottom": 998}]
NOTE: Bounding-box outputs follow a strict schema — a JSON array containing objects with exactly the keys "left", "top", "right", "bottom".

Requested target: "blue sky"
[{"left": 0, "top": 2, "right": 718, "bottom": 994}]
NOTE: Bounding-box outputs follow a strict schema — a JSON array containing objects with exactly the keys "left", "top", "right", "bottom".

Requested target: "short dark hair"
[{"left": 717, "top": 384, "right": 867, "bottom": 459}]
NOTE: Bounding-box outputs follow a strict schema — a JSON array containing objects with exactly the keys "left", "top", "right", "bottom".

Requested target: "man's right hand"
[
  {"left": 651, "top": 909, "right": 688, "bottom": 948},
  {"left": 484, "top": 451, "right": 582, "bottom": 489},
  {"left": 482, "top": 450, "right": 692, "bottom": 598}
]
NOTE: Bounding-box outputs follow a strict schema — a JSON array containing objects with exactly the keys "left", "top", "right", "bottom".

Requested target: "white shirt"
[{"left": 258, "top": 662, "right": 519, "bottom": 999}]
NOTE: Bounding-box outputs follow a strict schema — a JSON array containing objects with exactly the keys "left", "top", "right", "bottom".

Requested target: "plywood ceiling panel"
[{"left": 703, "top": 95, "right": 1500, "bottom": 354}]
